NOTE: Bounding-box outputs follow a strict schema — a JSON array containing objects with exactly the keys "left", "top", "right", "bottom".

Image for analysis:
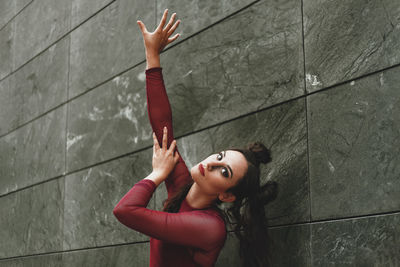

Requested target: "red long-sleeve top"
[{"left": 113, "top": 67, "right": 227, "bottom": 267}]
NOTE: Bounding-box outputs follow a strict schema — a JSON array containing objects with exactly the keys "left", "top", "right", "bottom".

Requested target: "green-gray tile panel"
[
  {"left": 0, "top": 131, "right": 18, "bottom": 193},
  {"left": 12, "top": 0, "right": 71, "bottom": 70},
  {"left": 0, "top": 178, "right": 64, "bottom": 258},
  {"left": 312, "top": 213, "right": 400, "bottom": 267},
  {"left": 308, "top": 66, "right": 400, "bottom": 220},
  {"left": 155, "top": 97, "right": 309, "bottom": 227},
  {"left": 64, "top": 149, "right": 155, "bottom": 250},
  {"left": 66, "top": 63, "right": 151, "bottom": 172},
  {"left": 0, "top": 242, "right": 149, "bottom": 267},
  {"left": 0, "top": 105, "right": 67, "bottom": 196},
  {"left": 0, "top": 0, "right": 32, "bottom": 29},
  {"left": 71, "top": 0, "right": 114, "bottom": 30},
  {"left": 0, "top": 21, "right": 14, "bottom": 80},
  {"left": 156, "top": 0, "right": 256, "bottom": 38},
  {"left": 159, "top": 0, "right": 304, "bottom": 136},
  {"left": 68, "top": 0, "right": 155, "bottom": 99},
  {"left": 0, "top": 1, "right": 15, "bottom": 29},
  {"left": 2, "top": 36, "right": 69, "bottom": 136},
  {"left": 216, "top": 224, "right": 311, "bottom": 267},
  {"left": 62, "top": 242, "right": 150, "bottom": 267},
  {"left": 304, "top": 0, "right": 400, "bottom": 93},
  {"left": 0, "top": 74, "right": 22, "bottom": 136}
]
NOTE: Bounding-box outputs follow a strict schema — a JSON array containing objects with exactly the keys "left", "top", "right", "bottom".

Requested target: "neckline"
[{"left": 182, "top": 197, "right": 216, "bottom": 211}]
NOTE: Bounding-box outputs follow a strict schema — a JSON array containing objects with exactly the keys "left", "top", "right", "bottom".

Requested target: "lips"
[{"left": 199, "top": 164, "right": 205, "bottom": 176}]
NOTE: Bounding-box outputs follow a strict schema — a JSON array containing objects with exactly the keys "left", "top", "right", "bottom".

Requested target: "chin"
[{"left": 190, "top": 166, "right": 200, "bottom": 183}]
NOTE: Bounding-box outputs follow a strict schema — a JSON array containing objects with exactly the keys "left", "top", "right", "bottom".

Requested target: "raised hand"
[
  {"left": 151, "top": 126, "right": 180, "bottom": 180},
  {"left": 137, "top": 9, "right": 181, "bottom": 55}
]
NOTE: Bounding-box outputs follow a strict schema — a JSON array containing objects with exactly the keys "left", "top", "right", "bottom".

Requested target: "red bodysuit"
[{"left": 113, "top": 67, "right": 227, "bottom": 267}]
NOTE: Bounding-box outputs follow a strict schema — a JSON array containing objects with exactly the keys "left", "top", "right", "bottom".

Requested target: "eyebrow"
[{"left": 223, "top": 150, "right": 234, "bottom": 179}]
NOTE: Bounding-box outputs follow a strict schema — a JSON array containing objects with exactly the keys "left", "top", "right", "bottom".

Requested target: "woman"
[{"left": 113, "top": 9, "right": 278, "bottom": 267}]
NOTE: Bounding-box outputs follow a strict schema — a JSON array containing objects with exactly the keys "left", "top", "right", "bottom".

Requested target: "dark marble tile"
[
  {"left": 0, "top": 242, "right": 149, "bottom": 267},
  {"left": 0, "top": 254, "right": 63, "bottom": 267},
  {"left": 68, "top": 0, "right": 154, "bottom": 98},
  {"left": 71, "top": 0, "right": 114, "bottom": 29},
  {"left": 14, "top": 36, "right": 69, "bottom": 130},
  {"left": 15, "top": 0, "right": 33, "bottom": 13},
  {"left": 0, "top": 178, "right": 64, "bottom": 258},
  {"left": 0, "top": 35, "right": 68, "bottom": 136},
  {"left": 0, "top": 75, "right": 23, "bottom": 136},
  {"left": 308, "top": 66, "right": 400, "bottom": 220},
  {"left": 12, "top": 0, "right": 71, "bottom": 70},
  {"left": 66, "top": 63, "right": 150, "bottom": 172},
  {"left": 159, "top": 0, "right": 304, "bottom": 136},
  {"left": 0, "top": 105, "right": 67, "bottom": 196},
  {"left": 216, "top": 224, "right": 311, "bottom": 267},
  {"left": 0, "top": 0, "right": 32, "bottom": 29},
  {"left": 0, "top": 20, "right": 14, "bottom": 80},
  {"left": 156, "top": 0, "right": 256, "bottom": 38},
  {"left": 62, "top": 242, "right": 150, "bottom": 266},
  {"left": 0, "top": 131, "right": 18, "bottom": 193},
  {"left": 304, "top": 0, "right": 400, "bottom": 92},
  {"left": 0, "top": 1, "right": 15, "bottom": 29},
  {"left": 155, "top": 97, "right": 309, "bottom": 226},
  {"left": 64, "top": 149, "right": 154, "bottom": 250},
  {"left": 312, "top": 213, "right": 400, "bottom": 267}
]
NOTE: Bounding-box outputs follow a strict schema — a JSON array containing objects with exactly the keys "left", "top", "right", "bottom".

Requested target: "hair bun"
[{"left": 247, "top": 142, "right": 272, "bottom": 165}]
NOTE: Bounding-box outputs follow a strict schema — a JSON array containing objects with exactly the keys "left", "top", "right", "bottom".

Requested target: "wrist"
[
  {"left": 143, "top": 171, "right": 167, "bottom": 187},
  {"left": 145, "top": 49, "right": 159, "bottom": 57},
  {"left": 145, "top": 53, "right": 161, "bottom": 70}
]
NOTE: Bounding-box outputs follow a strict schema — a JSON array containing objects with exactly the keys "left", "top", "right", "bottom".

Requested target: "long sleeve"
[
  {"left": 146, "top": 67, "right": 192, "bottom": 198},
  {"left": 113, "top": 179, "right": 226, "bottom": 251}
]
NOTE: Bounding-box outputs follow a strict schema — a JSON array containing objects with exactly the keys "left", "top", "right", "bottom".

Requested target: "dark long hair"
[{"left": 162, "top": 141, "right": 278, "bottom": 267}]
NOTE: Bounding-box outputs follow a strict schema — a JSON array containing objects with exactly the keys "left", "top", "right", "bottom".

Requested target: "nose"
[{"left": 203, "top": 162, "right": 216, "bottom": 172}]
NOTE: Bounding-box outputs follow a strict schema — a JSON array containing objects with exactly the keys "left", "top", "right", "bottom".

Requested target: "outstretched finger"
[
  {"left": 153, "top": 132, "right": 160, "bottom": 152},
  {"left": 163, "top": 13, "right": 176, "bottom": 32},
  {"left": 167, "top": 33, "right": 180, "bottom": 44},
  {"left": 162, "top": 126, "right": 168, "bottom": 151},
  {"left": 174, "top": 150, "right": 180, "bottom": 162},
  {"left": 167, "top": 19, "right": 180, "bottom": 37},
  {"left": 137, "top": 20, "right": 148, "bottom": 34},
  {"left": 168, "top": 139, "right": 177, "bottom": 153},
  {"left": 156, "top": 9, "right": 168, "bottom": 32}
]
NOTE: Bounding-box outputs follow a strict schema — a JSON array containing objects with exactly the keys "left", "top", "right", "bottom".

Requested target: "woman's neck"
[{"left": 185, "top": 182, "right": 217, "bottom": 209}]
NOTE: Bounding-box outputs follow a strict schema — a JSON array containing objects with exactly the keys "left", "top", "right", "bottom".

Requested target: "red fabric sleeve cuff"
[
  {"left": 145, "top": 67, "right": 162, "bottom": 74},
  {"left": 137, "top": 179, "right": 157, "bottom": 191}
]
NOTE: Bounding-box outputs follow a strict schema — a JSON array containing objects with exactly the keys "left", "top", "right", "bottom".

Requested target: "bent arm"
[
  {"left": 146, "top": 67, "right": 192, "bottom": 198},
  {"left": 113, "top": 179, "right": 226, "bottom": 251}
]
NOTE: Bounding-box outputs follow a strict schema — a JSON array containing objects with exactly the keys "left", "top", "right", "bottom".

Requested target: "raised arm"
[
  {"left": 138, "top": 10, "right": 191, "bottom": 198},
  {"left": 113, "top": 178, "right": 227, "bottom": 252},
  {"left": 146, "top": 67, "right": 192, "bottom": 197}
]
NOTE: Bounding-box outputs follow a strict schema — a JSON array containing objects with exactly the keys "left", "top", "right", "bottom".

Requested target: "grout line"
[
  {"left": 300, "top": 0, "right": 314, "bottom": 265},
  {"left": 61, "top": 1, "right": 73, "bottom": 252},
  {"left": 0, "top": 240, "right": 150, "bottom": 262},
  {"left": 267, "top": 209, "right": 400, "bottom": 229},
  {"left": 0, "top": 0, "right": 34, "bottom": 32}
]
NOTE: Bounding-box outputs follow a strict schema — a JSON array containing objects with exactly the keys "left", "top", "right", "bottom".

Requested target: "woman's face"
[{"left": 190, "top": 149, "right": 248, "bottom": 201}]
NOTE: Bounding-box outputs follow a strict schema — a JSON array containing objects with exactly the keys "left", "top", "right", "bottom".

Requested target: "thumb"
[{"left": 137, "top": 20, "right": 147, "bottom": 33}]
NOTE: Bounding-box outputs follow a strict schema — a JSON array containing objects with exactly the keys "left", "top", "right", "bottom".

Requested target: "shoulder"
[{"left": 201, "top": 209, "right": 227, "bottom": 239}]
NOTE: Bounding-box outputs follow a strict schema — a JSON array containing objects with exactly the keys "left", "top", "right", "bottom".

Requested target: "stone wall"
[{"left": 0, "top": 0, "right": 399, "bottom": 266}]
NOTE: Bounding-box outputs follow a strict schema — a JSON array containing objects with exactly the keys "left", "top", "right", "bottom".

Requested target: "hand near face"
[
  {"left": 152, "top": 126, "right": 180, "bottom": 180},
  {"left": 137, "top": 9, "right": 181, "bottom": 55}
]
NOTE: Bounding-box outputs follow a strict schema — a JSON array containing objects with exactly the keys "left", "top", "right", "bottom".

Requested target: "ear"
[{"left": 218, "top": 192, "right": 236, "bottom": 203}]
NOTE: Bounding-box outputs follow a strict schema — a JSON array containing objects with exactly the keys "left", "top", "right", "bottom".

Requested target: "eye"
[{"left": 217, "top": 152, "right": 229, "bottom": 178}]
